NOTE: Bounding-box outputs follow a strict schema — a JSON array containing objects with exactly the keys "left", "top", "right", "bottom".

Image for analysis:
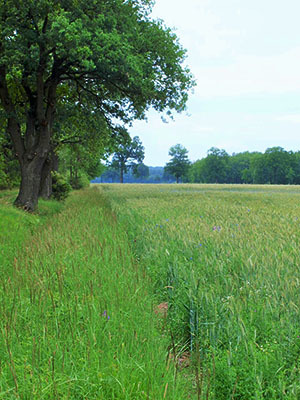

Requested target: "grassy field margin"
[{"left": 0, "top": 188, "right": 191, "bottom": 399}]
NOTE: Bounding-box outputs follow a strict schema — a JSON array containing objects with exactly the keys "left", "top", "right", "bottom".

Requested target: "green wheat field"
[{"left": 1, "top": 184, "right": 300, "bottom": 399}]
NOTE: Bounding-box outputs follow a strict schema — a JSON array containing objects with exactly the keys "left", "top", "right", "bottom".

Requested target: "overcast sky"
[{"left": 130, "top": 0, "right": 300, "bottom": 166}]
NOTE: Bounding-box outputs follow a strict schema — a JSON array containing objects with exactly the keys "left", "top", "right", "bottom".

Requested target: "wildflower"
[
  {"left": 102, "top": 310, "right": 110, "bottom": 320},
  {"left": 213, "top": 226, "right": 221, "bottom": 231}
]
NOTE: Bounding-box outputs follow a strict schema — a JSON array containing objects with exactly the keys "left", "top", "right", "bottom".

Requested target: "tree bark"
[
  {"left": 39, "top": 157, "right": 53, "bottom": 199},
  {"left": 14, "top": 156, "right": 48, "bottom": 211},
  {"left": 70, "top": 165, "right": 73, "bottom": 184},
  {"left": 39, "top": 151, "right": 58, "bottom": 199},
  {"left": 11, "top": 107, "right": 55, "bottom": 210},
  {"left": 120, "top": 167, "right": 124, "bottom": 183}
]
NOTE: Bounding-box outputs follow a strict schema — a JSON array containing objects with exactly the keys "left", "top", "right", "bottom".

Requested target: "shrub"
[
  {"left": 70, "top": 174, "right": 90, "bottom": 190},
  {"left": 0, "top": 163, "right": 8, "bottom": 189},
  {"left": 51, "top": 172, "right": 72, "bottom": 201},
  {"left": 0, "top": 152, "right": 20, "bottom": 189}
]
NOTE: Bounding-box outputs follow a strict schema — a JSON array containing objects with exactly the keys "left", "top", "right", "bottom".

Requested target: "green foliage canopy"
[{"left": 0, "top": 0, "right": 194, "bottom": 123}]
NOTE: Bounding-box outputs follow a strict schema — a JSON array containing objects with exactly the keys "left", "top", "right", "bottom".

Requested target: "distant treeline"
[
  {"left": 3, "top": 143, "right": 299, "bottom": 189},
  {"left": 93, "top": 166, "right": 176, "bottom": 184},
  {"left": 95, "top": 146, "right": 300, "bottom": 185},
  {"left": 188, "top": 147, "right": 300, "bottom": 184}
]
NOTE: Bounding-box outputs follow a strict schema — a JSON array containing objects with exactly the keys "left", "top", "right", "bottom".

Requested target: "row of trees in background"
[
  {"left": 95, "top": 135, "right": 176, "bottom": 183},
  {"left": 189, "top": 146, "right": 300, "bottom": 185},
  {"left": 98, "top": 144, "right": 300, "bottom": 185},
  {"left": 95, "top": 165, "right": 176, "bottom": 184},
  {"left": 170, "top": 145, "right": 300, "bottom": 185}
]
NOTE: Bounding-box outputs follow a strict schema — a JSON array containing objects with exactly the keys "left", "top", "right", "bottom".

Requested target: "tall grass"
[
  {"left": 0, "top": 188, "right": 190, "bottom": 399},
  {"left": 0, "top": 190, "right": 64, "bottom": 275},
  {"left": 103, "top": 183, "right": 300, "bottom": 400}
]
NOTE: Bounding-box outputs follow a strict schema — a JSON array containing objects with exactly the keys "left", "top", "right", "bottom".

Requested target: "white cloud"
[
  {"left": 196, "top": 126, "right": 215, "bottom": 132},
  {"left": 277, "top": 114, "right": 300, "bottom": 123}
]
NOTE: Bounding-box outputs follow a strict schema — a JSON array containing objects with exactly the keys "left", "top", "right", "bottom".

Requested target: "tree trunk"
[
  {"left": 14, "top": 82, "right": 57, "bottom": 209},
  {"left": 39, "top": 157, "right": 52, "bottom": 199},
  {"left": 14, "top": 156, "right": 47, "bottom": 212},
  {"left": 0, "top": 46, "right": 58, "bottom": 212},
  {"left": 120, "top": 168, "right": 124, "bottom": 183},
  {"left": 39, "top": 151, "right": 58, "bottom": 199}
]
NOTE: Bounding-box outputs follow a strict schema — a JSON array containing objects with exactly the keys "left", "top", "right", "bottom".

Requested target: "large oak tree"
[{"left": 0, "top": 0, "right": 194, "bottom": 211}]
